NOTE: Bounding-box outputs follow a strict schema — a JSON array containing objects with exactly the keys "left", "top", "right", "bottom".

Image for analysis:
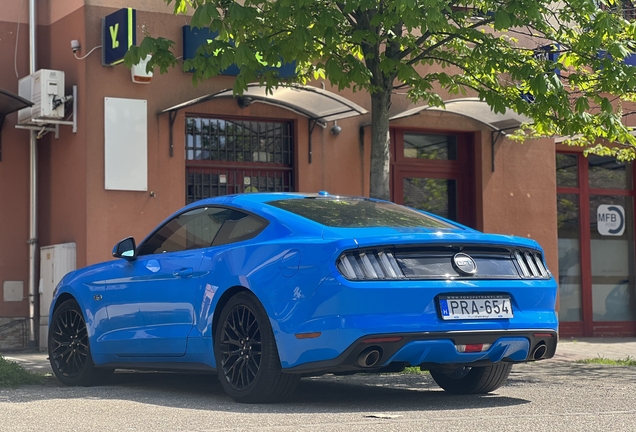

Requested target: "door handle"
[{"left": 173, "top": 267, "right": 193, "bottom": 278}]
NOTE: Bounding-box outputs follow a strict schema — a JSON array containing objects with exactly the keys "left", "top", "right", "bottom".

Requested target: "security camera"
[
  {"left": 330, "top": 124, "right": 342, "bottom": 136},
  {"left": 237, "top": 96, "right": 253, "bottom": 109},
  {"left": 70, "top": 40, "right": 81, "bottom": 53}
]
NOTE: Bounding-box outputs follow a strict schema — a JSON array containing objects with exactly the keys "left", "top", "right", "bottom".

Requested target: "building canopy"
[
  {"left": 161, "top": 84, "right": 368, "bottom": 126},
  {"left": 0, "top": 89, "right": 33, "bottom": 162},
  {"left": 390, "top": 97, "right": 531, "bottom": 133},
  {"left": 390, "top": 98, "right": 533, "bottom": 172},
  {"left": 0, "top": 89, "right": 32, "bottom": 117}
]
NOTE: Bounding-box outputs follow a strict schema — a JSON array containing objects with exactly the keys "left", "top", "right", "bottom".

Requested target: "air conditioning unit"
[{"left": 18, "top": 69, "right": 65, "bottom": 125}]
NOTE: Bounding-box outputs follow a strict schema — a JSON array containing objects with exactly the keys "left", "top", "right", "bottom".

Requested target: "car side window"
[
  {"left": 213, "top": 211, "right": 268, "bottom": 246},
  {"left": 138, "top": 207, "right": 233, "bottom": 256}
]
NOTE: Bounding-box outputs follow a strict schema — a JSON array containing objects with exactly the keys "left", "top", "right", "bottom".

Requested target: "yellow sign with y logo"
[{"left": 102, "top": 8, "right": 135, "bottom": 66}]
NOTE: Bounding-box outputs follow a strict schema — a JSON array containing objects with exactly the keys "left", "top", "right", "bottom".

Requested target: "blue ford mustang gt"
[{"left": 48, "top": 192, "right": 558, "bottom": 403}]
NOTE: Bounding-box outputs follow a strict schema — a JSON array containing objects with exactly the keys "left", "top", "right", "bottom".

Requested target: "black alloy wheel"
[
  {"left": 215, "top": 292, "right": 300, "bottom": 403},
  {"left": 219, "top": 303, "right": 263, "bottom": 390},
  {"left": 50, "top": 305, "right": 89, "bottom": 378},
  {"left": 48, "top": 299, "right": 111, "bottom": 386}
]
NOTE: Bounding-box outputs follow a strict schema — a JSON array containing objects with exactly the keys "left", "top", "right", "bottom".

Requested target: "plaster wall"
[
  {"left": 481, "top": 136, "right": 558, "bottom": 279},
  {"left": 35, "top": 7, "right": 89, "bottom": 269},
  {"left": 0, "top": 20, "right": 30, "bottom": 317}
]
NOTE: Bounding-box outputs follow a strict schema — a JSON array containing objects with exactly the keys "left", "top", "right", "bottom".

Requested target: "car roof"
[
  {"left": 196, "top": 191, "right": 367, "bottom": 205},
  {"left": 179, "top": 192, "right": 467, "bottom": 230},
  {"left": 144, "top": 193, "right": 542, "bottom": 251}
]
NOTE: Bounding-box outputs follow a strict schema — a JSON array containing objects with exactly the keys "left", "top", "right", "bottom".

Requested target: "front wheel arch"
[
  {"left": 48, "top": 298, "right": 112, "bottom": 386},
  {"left": 51, "top": 292, "right": 77, "bottom": 317}
]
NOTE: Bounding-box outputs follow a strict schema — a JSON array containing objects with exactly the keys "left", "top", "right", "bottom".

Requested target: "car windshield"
[{"left": 267, "top": 197, "right": 455, "bottom": 229}]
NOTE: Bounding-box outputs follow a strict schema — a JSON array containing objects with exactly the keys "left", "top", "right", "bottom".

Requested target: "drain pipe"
[{"left": 27, "top": 0, "right": 38, "bottom": 348}]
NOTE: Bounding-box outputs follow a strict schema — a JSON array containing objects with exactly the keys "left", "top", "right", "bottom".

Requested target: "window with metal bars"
[
  {"left": 185, "top": 117, "right": 294, "bottom": 203},
  {"left": 186, "top": 118, "right": 292, "bottom": 163}
]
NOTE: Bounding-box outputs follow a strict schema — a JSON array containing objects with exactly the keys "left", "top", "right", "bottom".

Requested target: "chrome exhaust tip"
[
  {"left": 357, "top": 347, "right": 382, "bottom": 368},
  {"left": 532, "top": 343, "right": 547, "bottom": 360}
]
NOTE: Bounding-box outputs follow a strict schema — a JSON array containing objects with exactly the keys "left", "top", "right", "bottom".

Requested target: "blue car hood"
[{"left": 323, "top": 227, "right": 542, "bottom": 250}]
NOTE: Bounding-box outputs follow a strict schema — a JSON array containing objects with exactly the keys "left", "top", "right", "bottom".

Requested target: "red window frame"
[
  {"left": 390, "top": 127, "right": 476, "bottom": 228},
  {"left": 557, "top": 150, "right": 636, "bottom": 337}
]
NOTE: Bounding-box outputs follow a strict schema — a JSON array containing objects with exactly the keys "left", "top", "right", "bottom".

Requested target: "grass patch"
[
  {"left": 575, "top": 356, "right": 636, "bottom": 367},
  {"left": 0, "top": 356, "right": 47, "bottom": 387},
  {"left": 400, "top": 366, "right": 429, "bottom": 375}
]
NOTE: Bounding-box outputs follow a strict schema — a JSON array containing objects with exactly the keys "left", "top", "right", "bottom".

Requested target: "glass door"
[
  {"left": 401, "top": 176, "right": 458, "bottom": 221},
  {"left": 557, "top": 152, "right": 636, "bottom": 336},
  {"left": 391, "top": 130, "right": 474, "bottom": 227}
]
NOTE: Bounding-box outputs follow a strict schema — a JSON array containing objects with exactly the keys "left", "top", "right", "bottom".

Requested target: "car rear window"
[{"left": 267, "top": 198, "right": 454, "bottom": 228}]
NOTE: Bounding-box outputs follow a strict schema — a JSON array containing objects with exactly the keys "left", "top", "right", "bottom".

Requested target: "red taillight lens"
[
  {"left": 456, "top": 343, "right": 491, "bottom": 353},
  {"left": 464, "top": 344, "right": 484, "bottom": 353},
  {"left": 294, "top": 332, "right": 322, "bottom": 339}
]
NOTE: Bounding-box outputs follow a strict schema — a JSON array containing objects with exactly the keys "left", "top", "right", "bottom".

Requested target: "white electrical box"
[
  {"left": 39, "top": 242, "right": 76, "bottom": 351},
  {"left": 18, "top": 69, "right": 65, "bottom": 125}
]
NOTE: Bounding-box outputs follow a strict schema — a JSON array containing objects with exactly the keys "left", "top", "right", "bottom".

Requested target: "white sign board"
[
  {"left": 597, "top": 205, "right": 625, "bottom": 236},
  {"left": 104, "top": 97, "right": 148, "bottom": 191}
]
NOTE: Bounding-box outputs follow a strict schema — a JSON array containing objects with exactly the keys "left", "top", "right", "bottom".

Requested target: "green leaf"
[
  {"left": 123, "top": 45, "right": 139, "bottom": 68},
  {"left": 235, "top": 44, "right": 252, "bottom": 67},
  {"left": 575, "top": 97, "right": 590, "bottom": 114},
  {"left": 494, "top": 11, "right": 511, "bottom": 30},
  {"left": 138, "top": 37, "right": 155, "bottom": 60}
]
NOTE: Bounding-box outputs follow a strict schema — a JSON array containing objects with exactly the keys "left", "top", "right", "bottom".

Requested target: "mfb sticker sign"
[
  {"left": 102, "top": 8, "right": 136, "bottom": 66},
  {"left": 597, "top": 205, "right": 625, "bottom": 236}
]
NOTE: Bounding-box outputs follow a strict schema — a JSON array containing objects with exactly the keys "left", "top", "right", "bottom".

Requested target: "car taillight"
[
  {"left": 514, "top": 250, "right": 550, "bottom": 279},
  {"left": 456, "top": 343, "right": 491, "bottom": 353},
  {"left": 337, "top": 250, "right": 405, "bottom": 280}
]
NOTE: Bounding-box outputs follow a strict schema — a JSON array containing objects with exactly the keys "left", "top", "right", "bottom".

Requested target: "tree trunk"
[{"left": 369, "top": 89, "right": 392, "bottom": 200}]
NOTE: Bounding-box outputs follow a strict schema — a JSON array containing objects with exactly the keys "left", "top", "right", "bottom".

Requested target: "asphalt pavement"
[
  {"left": 0, "top": 358, "right": 635, "bottom": 431},
  {"left": 1, "top": 338, "right": 635, "bottom": 432}
]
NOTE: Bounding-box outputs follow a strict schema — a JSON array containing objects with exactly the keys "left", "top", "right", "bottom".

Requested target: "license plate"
[{"left": 439, "top": 295, "right": 513, "bottom": 320}]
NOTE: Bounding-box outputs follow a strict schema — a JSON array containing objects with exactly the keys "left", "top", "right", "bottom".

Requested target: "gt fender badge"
[{"left": 452, "top": 253, "right": 477, "bottom": 276}]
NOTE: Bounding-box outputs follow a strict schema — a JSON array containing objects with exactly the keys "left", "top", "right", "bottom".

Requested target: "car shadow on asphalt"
[
  {"left": 10, "top": 362, "right": 632, "bottom": 412},
  {"left": 6, "top": 369, "right": 531, "bottom": 413}
]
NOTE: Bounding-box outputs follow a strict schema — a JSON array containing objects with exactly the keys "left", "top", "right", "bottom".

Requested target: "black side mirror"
[{"left": 112, "top": 237, "right": 136, "bottom": 261}]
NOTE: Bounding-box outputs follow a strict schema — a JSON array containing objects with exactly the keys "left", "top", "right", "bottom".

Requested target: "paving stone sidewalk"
[
  {"left": 550, "top": 337, "right": 636, "bottom": 363},
  {"left": 2, "top": 337, "right": 635, "bottom": 374}
]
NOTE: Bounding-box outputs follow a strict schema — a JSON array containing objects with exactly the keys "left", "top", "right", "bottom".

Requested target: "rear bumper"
[{"left": 285, "top": 329, "right": 557, "bottom": 375}]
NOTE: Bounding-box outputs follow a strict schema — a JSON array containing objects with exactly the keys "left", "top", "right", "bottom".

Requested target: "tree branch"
[{"left": 406, "top": 17, "right": 496, "bottom": 66}]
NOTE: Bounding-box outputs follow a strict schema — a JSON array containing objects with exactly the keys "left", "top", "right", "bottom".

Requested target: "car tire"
[
  {"left": 48, "top": 299, "right": 112, "bottom": 386},
  {"left": 430, "top": 363, "right": 512, "bottom": 394},
  {"left": 215, "top": 292, "right": 300, "bottom": 403}
]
